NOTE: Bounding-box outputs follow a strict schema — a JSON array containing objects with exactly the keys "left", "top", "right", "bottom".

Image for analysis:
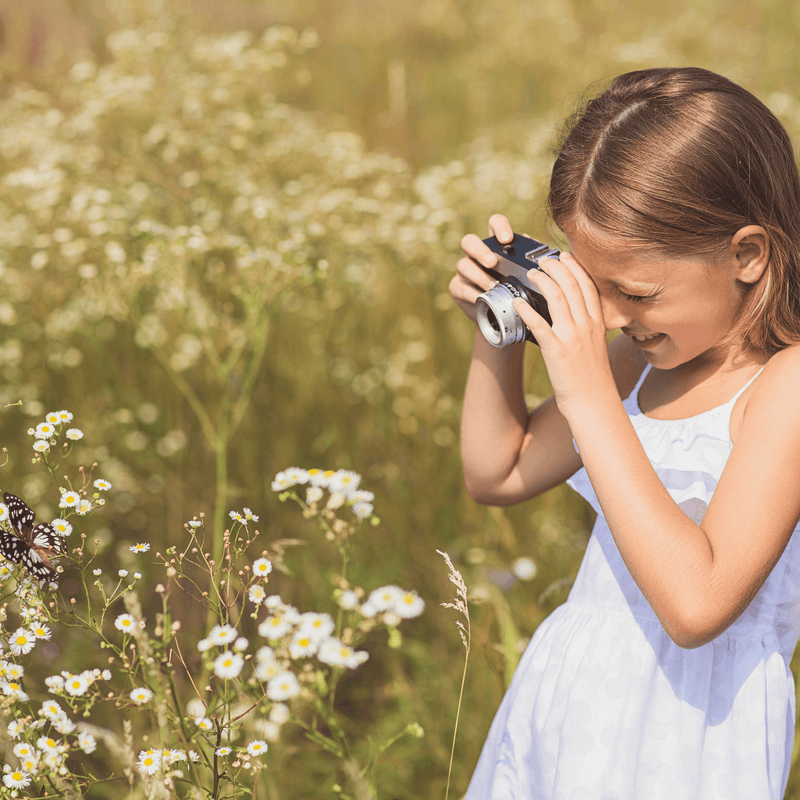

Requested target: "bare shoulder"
[{"left": 746, "top": 344, "right": 800, "bottom": 415}]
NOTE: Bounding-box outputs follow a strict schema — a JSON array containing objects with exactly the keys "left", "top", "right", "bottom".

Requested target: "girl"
[{"left": 450, "top": 67, "right": 800, "bottom": 799}]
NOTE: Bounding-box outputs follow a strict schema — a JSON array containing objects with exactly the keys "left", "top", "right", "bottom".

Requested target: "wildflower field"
[{"left": 1, "top": 0, "right": 800, "bottom": 797}]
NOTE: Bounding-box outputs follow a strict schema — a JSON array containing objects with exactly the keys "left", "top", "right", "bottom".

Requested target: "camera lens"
[{"left": 487, "top": 309, "right": 501, "bottom": 334}]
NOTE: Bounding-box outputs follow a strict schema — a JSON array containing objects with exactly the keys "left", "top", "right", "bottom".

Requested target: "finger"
[
  {"left": 512, "top": 296, "right": 551, "bottom": 343},
  {"left": 526, "top": 260, "right": 575, "bottom": 324},
  {"left": 460, "top": 233, "right": 499, "bottom": 268},
  {"left": 488, "top": 214, "right": 514, "bottom": 243},
  {"left": 553, "top": 251, "right": 604, "bottom": 323},
  {"left": 456, "top": 256, "right": 500, "bottom": 292}
]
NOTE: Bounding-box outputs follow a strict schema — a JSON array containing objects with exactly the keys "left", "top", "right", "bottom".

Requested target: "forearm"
[
  {"left": 563, "top": 383, "right": 715, "bottom": 647},
  {"left": 460, "top": 327, "right": 529, "bottom": 498}
]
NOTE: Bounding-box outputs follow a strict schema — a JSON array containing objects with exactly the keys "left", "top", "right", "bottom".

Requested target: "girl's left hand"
[{"left": 512, "top": 251, "right": 616, "bottom": 417}]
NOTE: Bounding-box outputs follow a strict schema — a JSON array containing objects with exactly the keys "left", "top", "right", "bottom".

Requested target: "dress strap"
[
  {"left": 628, "top": 363, "right": 652, "bottom": 403},
  {"left": 727, "top": 365, "right": 766, "bottom": 406}
]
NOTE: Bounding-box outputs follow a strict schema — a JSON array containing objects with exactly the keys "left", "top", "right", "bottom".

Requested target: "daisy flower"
[
  {"left": 78, "top": 731, "right": 97, "bottom": 753},
  {"left": 288, "top": 633, "right": 318, "bottom": 660},
  {"left": 3, "top": 663, "right": 23, "bottom": 680},
  {"left": 45, "top": 411, "right": 60, "bottom": 425},
  {"left": 243, "top": 507, "right": 259, "bottom": 521},
  {"left": 247, "top": 740, "right": 268, "bottom": 756},
  {"left": 3, "top": 769, "right": 31, "bottom": 789},
  {"left": 207, "top": 624, "right": 238, "bottom": 646},
  {"left": 254, "top": 659, "right": 282, "bottom": 682},
  {"left": 93, "top": 479, "right": 111, "bottom": 491},
  {"left": 59, "top": 491, "right": 80, "bottom": 509},
  {"left": 213, "top": 651, "right": 244, "bottom": 679},
  {"left": 248, "top": 584, "right": 266, "bottom": 604},
  {"left": 76, "top": 499, "right": 92, "bottom": 515},
  {"left": 33, "top": 440, "right": 50, "bottom": 453},
  {"left": 394, "top": 590, "right": 425, "bottom": 619},
  {"left": 305, "top": 486, "right": 324, "bottom": 503},
  {"left": 65, "top": 428, "right": 83, "bottom": 440},
  {"left": 337, "top": 590, "right": 359, "bottom": 610},
  {"left": 266, "top": 671, "right": 300, "bottom": 701},
  {"left": 65, "top": 675, "right": 89, "bottom": 696},
  {"left": 195, "top": 716, "right": 213, "bottom": 731},
  {"left": 36, "top": 736, "right": 58, "bottom": 753},
  {"left": 0, "top": 504, "right": 7, "bottom": 523},
  {"left": 12, "top": 743, "right": 33, "bottom": 758},
  {"left": 229, "top": 511, "right": 245, "bottom": 523},
  {"left": 298, "top": 612, "right": 335, "bottom": 640},
  {"left": 137, "top": 750, "right": 161, "bottom": 775},
  {"left": 317, "top": 638, "right": 369, "bottom": 670},
  {"left": 56, "top": 410, "right": 73, "bottom": 423},
  {"left": 2, "top": 681, "right": 28, "bottom": 701},
  {"left": 9, "top": 628, "right": 35, "bottom": 656},
  {"left": 114, "top": 614, "right": 136, "bottom": 633},
  {"left": 351, "top": 500, "right": 374, "bottom": 519},
  {"left": 34, "top": 422, "right": 56, "bottom": 439},
  {"left": 252, "top": 558, "right": 273, "bottom": 578},
  {"left": 215, "top": 746, "right": 232, "bottom": 757},
  {"left": 187, "top": 519, "right": 202, "bottom": 528},
  {"left": 50, "top": 519, "right": 72, "bottom": 537},
  {"left": 130, "top": 687, "right": 153, "bottom": 705},
  {"left": 129, "top": 542, "right": 150, "bottom": 553},
  {"left": 307, "top": 468, "right": 333, "bottom": 488},
  {"left": 328, "top": 469, "right": 361, "bottom": 495},
  {"left": 258, "top": 615, "right": 292, "bottom": 640},
  {"left": 40, "top": 700, "right": 64, "bottom": 720}
]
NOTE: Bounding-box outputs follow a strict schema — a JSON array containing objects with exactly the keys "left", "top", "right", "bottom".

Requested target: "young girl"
[{"left": 450, "top": 67, "right": 800, "bottom": 799}]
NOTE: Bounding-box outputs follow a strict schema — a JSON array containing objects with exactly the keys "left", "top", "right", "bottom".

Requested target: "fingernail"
[{"left": 499, "top": 231, "right": 512, "bottom": 242}]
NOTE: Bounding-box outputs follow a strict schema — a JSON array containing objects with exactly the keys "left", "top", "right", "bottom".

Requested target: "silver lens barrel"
[{"left": 475, "top": 283, "right": 528, "bottom": 348}]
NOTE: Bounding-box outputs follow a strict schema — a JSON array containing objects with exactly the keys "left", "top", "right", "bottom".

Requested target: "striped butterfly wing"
[{"left": 1, "top": 492, "right": 62, "bottom": 582}]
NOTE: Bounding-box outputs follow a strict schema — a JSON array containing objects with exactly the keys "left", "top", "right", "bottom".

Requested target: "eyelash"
[{"left": 618, "top": 288, "right": 654, "bottom": 303}]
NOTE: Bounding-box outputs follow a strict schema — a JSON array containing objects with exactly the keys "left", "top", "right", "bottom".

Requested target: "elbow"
[
  {"left": 666, "top": 608, "right": 721, "bottom": 650},
  {"left": 463, "top": 473, "right": 511, "bottom": 506}
]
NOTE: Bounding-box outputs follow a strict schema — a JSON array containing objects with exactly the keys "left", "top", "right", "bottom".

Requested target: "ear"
[{"left": 728, "top": 225, "right": 769, "bottom": 284}]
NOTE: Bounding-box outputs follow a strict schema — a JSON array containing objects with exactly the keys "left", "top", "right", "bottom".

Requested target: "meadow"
[{"left": 1, "top": 0, "right": 800, "bottom": 797}]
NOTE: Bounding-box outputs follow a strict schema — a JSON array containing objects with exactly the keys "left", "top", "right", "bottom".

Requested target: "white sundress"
[{"left": 464, "top": 361, "right": 800, "bottom": 800}]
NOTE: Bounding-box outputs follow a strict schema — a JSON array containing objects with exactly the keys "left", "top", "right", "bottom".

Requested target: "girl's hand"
[
  {"left": 512, "top": 251, "right": 615, "bottom": 416},
  {"left": 450, "top": 214, "right": 516, "bottom": 324}
]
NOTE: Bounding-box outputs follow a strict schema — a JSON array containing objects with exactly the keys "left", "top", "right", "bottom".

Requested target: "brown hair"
[{"left": 548, "top": 67, "right": 800, "bottom": 357}]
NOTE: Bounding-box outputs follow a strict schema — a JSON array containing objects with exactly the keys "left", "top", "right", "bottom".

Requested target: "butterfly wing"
[
  {"left": 4, "top": 493, "right": 35, "bottom": 536},
  {"left": 32, "top": 523, "right": 65, "bottom": 556},
  {"left": 0, "top": 531, "right": 57, "bottom": 582}
]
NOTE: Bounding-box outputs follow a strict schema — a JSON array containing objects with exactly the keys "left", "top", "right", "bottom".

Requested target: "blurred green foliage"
[{"left": 2, "top": 0, "right": 800, "bottom": 796}]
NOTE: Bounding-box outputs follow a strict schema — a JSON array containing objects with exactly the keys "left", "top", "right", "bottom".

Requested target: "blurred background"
[{"left": 1, "top": 0, "right": 800, "bottom": 797}]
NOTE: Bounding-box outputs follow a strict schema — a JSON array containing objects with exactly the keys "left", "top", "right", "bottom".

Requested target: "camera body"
[{"left": 474, "top": 233, "right": 560, "bottom": 347}]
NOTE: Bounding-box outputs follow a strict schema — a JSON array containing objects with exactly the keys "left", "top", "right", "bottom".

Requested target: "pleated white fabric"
[{"left": 465, "top": 362, "right": 800, "bottom": 799}]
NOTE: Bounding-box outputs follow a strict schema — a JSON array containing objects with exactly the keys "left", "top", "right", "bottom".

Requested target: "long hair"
[{"left": 549, "top": 67, "right": 800, "bottom": 356}]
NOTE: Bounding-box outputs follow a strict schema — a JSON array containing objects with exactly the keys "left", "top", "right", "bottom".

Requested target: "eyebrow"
[{"left": 605, "top": 277, "right": 657, "bottom": 293}]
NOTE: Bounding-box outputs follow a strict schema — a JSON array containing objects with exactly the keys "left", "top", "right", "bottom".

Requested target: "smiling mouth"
[{"left": 630, "top": 333, "right": 662, "bottom": 342}]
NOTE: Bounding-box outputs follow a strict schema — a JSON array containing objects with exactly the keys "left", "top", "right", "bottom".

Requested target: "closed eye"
[{"left": 618, "top": 287, "right": 656, "bottom": 303}]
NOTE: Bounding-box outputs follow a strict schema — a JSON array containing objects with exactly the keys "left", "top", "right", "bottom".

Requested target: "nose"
[{"left": 599, "top": 296, "right": 633, "bottom": 333}]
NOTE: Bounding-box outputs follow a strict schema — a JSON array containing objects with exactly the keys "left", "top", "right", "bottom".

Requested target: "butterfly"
[{"left": 0, "top": 492, "right": 65, "bottom": 583}]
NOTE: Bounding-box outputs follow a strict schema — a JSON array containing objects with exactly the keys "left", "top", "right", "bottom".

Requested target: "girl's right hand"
[{"left": 450, "top": 214, "right": 516, "bottom": 324}]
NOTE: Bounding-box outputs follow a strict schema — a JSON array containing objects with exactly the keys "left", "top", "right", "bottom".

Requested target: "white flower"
[
  {"left": 129, "top": 687, "right": 153, "bottom": 705},
  {"left": 45, "top": 411, "right": 60, "bottom": 424},
  {"left": 214, "top": 651, "right": 244, "bottom": 679},
  {"left": 364, "top": 585, "right": 404, "bottom": 614},
  {"left": 252, "top": 558, "right": 273, "bottom": 578},
  {"left": 197, "top": 638, "right": 212, "bottom": 652},
  {"left": 45, "top": 675, "right": 65, "bottom": 691},
  {"left": 33, "top": 440, "right": 50, "bottom": 453},
  {"left": 326, "top": 491, "right": 346, "bottom": 510},
  {"left": 271, "top": 471, "right": 292, "bottom": 491},
  {"left": 137, "top": 750, "right": 161, "bottom": 775},
  {"left": 3, "top": 770, "right": 31, "bottom": 789},
  {"left": 59, "top": 491, "right": 80, "bottom": 509},
  {"left": 234, "top": 637, "right": 249, "bottom": 651},
  {"left": 65, "top": 428, "right": 83, "bottom": 440},
  {"left": 229, "top": 510, "right": 245, "bottom": 523},
  {"left": 36, "top": 736, "right": 59, "bottom": 752},
  {"left": 248, "top": 585, "right": 266, "bottom": 605},
  {"left": 307, "top": 468, "right": 332, "bottom": 488},
  {"left": 337, "top": 590, "right": 358, "bottom": 610},
  {"left": 266, "top": 671, "right": 300, "bottom": 701},
  {"left": 129, "top": 542, "right": 150, "bottom": 553},
  {"left": 284, "top": 467, "right": 310, "bottom": 485},
  {"left": 258, "top": 615, "right": 292, "bottom": 640},
  {"left": 254, "top": 659, "right": 282, "bottom": 682},
  {"left": 208, "top": 624, "right": 238, "bottom": 646},
  {"left": 9, "top": 628, "right": 35, "bottom": 656},
  {"left": 78, "top": 731, "right": 97, "bottom": 753},
  {"left": 2, "top": 681, "right": 28, "bottom": 701},
  {"left": 13, "top": 742, "right": 34, "bottom": 758},
  {"left": 53, "top": 714, "right": 76, "bottom": 734},
  {"left": 93, "top": 479, "right": 112, "bottom": 491},
  {"left": 305, "top": 486, "right": 324, "bottom": 503},
  {"left": 56, "top": 410, "right": 73, "bottom": 423},
  {"left": 64, "top": 675, "right": 88, "bottom": 696},
  {"left": 187, "top": 519, "right": 202, "bottom": 528},
  {"left": 34, "top": 422, "right": 56, "bottom": 439},
  {"left": 51, "top": 519, "right": 72, "bottom": 537},
  {"left": 118, "top": 570, "right": 128, "bottom": 577},
  {"left": 0, "top": 504, "right": 7, "bottom": 523},
  {"left": 242, "top": 507, "right": 259, "bottom": 522},
  {"left": 195, "top": 716, "right": 213, "bottom": 731},
  {"left": 298, "top": 612, "right": 335, "bottom": 640},
  {"left": 76, "top": 499, "right": 92, "bottom": 515},
  {"left": 40, "top": 700, "right": 64, "bottom": 720},
  {"left": 93, "top": 568, "right": 102, "bottom": 576},
  {"left": 247, "top": 739, "right": 268, "bottom": 756},
  {"left": 351, "top": 500, "right": 374, "bottom": 519},
  {"left": 328, "top": 469, "right": 361, "bottom": 496},
  {"left": 215, "top": 746, "right": 232, "bottom": 756},
  {"left": 317, "top": 637, "right": 369, "bottom": 669},
  {"left": 288, "top": 632, "right": 318, "bottom": 659},
  {"left": 394, "top": 590, "right": 425, "bottom": 619},
  {"left": 114, "top": 614, "right": 136, "bottom": 633}
]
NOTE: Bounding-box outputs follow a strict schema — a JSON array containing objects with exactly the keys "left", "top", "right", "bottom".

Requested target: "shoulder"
[{"left": 746, "top": 345, "right": 800, "bottom": 416}]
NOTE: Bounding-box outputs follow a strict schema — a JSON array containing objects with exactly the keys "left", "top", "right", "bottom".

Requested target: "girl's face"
[{"left": 564, "top": 227, "right": 753, "bottom": 371}]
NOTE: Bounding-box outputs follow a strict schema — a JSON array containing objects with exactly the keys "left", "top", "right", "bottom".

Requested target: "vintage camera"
[{"left": 474, "top": 233, "right": 560, "bottom": 347}]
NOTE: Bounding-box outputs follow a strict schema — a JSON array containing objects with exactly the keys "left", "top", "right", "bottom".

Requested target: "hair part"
[{"left": 548, "top": 67, "right": 800, "bottom": 357}]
